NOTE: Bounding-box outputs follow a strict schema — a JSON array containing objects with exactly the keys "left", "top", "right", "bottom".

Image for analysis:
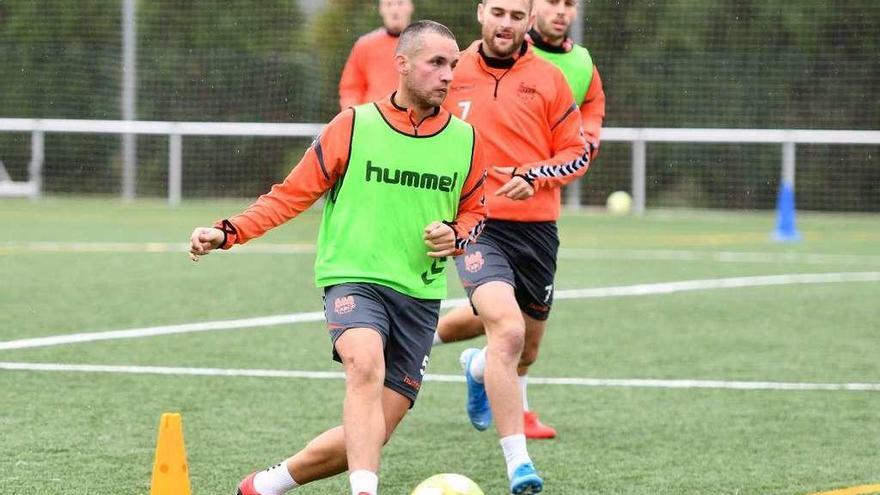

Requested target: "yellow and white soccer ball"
[
  {"left": 410, "top": 473, "right": 485, "bottom": 495},
  {"left": 606, "top": 190, "right": 633, "bottom": 215}
]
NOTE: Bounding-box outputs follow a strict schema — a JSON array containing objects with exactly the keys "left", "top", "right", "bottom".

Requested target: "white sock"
[
  {"left": 469, "top": 347, "right": 487, "bottom": 383},
  {"left": 519, "top": 374, "right": 529, "bottom": 412},
  {"left": 499, "top": 434, "right": 532, "bottom": 479},
  {"left": 349, "top": 469, "right": 378, "bottom": 495},
  {"left": 432, "top": 331, "right": 444, "bottom": 346},
  {"left": 253, "top": 462, "right": 298, "bottom": 495}
]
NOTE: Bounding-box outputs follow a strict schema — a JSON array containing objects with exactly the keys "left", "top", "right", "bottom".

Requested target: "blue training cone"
[{"left": 773, "top": 182, "right": 801, "bottom": 242}]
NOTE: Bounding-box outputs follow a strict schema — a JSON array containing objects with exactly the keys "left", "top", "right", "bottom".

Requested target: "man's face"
[
  {"left": 401, "top": 33, "right": 460, "bottom": 108},
  {"left": 379, "top": 0, "right": 414, "bottom": 34},
  {"left": 477, "top": 0, "right": 532, "bottom": 59},
  {"left": 534, "top": 0, "right": 577, "bottom": 43}
]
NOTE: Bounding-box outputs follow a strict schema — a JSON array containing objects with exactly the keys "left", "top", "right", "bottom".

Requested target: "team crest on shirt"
[
  {"left": 334, "top": 296, "right": 356, "bottom": 315},
  {"left": 517, "top": 82, "right": 538, "bottom": 102},
  {"left": 464, "top": 251, "right": 485, "bottom": 273}
]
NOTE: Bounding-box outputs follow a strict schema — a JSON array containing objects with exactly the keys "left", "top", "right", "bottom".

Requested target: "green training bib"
[
  {"left": 532, "top": 43, "right": 594, "bottom": 106},
  {"left": 315, "top": 103, "right": 475, "bottom": 299}
]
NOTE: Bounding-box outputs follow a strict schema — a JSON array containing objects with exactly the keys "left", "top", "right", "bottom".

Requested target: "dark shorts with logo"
[
  {"left": 324, "top": 282, "right": 440, "bottom": 406},
  {"left": 454, "top": 220, "right": 559, "bottom": 321}
]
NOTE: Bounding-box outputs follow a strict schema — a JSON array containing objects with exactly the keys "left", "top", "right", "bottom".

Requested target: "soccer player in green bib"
[
  {"left": 188, "top": 21, "right": 488, "bottom": 495},
  {"left": 528, "top": 0, "right": 605, "bottom": 164}
]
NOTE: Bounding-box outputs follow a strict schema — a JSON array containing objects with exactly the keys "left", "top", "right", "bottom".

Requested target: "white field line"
[
  {"left": 3, "top": 241, "right": 880, "bottom": 266},
  {"left": 1, "top": 361, "right": 879, "bottom": 392},
  {"left": 0, "top": 272, "right": 877, "bottom": 352},
  {"left": 558, "top": 248, "right": 880, "bottom": 266},
  {"left": 0, "top": 311, "right": 326, "bottom": 351}
]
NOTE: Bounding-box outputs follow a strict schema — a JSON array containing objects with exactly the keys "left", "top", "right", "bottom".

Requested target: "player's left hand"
[
  {"left": 493, "top": 166, "right": 535, "bottom": 200},
  {"left": 423, "top": 221, "right": 456, "bottom": 258}
]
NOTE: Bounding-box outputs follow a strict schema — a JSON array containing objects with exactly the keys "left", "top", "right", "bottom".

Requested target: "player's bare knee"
[
  {"left": 486, "top": 324, "right": 525, "bottom": 362},
  {"left": 341, "top": 352, "right": 384, "bottom": 387},
  {"left": 480, "top": 308, "right": 524, "bottom": 335}
]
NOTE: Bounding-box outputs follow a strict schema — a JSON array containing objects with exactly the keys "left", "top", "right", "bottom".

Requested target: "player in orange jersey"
[
  {"left": 191, "top": 21, "right": 487, "bottom": 495},
  {"left": 338, "top": 0, "right": 415, "bottom": 109},
  {"left": 433, "top": 0, "right": 591, "bottom": 492},
  {"left": 497, "top": 0, "right": 605, "bottom": 439}
]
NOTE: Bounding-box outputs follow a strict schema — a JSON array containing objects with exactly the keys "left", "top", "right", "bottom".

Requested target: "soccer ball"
[
  {"left": 410, "top": 473, "right": 485, "bottom": 495},
  {"left": 606, "top": 190, "right": 633, "bottom": 215}
]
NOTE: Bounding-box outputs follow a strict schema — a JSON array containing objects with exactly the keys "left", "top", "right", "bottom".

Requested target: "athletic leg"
[
  {"left": 471, "top": 281, "right": 526, "bottom": 439},
  {"left": 435, "top": 304, "right": 485, "bottom": 344},
  {"left": 239, "top": 387, "right": 411, "bottom": 494},
  {"left": 518, "top": 315, "right": 556, "bottom": 439}
]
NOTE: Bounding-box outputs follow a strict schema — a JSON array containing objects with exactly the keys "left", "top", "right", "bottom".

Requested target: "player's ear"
[
  {"left": 476, "top": 2, "right": 484, "bottom": 24},
  {"left": 395, "top": 53, "right": 409, "bottom": 75}
]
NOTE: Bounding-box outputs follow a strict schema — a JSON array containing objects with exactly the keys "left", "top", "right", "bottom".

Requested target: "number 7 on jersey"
[{"left": 458, "top": 101, "right": 472, "bottom": 121}]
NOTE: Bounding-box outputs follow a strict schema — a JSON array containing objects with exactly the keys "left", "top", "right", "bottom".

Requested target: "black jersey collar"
[
  {"left": 390, "top": 91, "right": 441, "bottom": 117},
  {"left": 478, "top": 41, "right": 528, "bottom": 69},
  {"left": 527, "top": 28, "right": 571, "bottom": 54}
]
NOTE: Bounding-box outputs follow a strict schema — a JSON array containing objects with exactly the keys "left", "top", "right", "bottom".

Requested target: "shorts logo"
[
  {"left": 403, "top": 374, "right": 422, "bottom": 391},
  {"left": 464, "top": 251, "right": 484, "bottom": 273},
  {"left": 528, "top": 302, "right": 550, "bottom": 313},
  {"left": 334, "top": 296, "right": 356, "bottom": 315}
]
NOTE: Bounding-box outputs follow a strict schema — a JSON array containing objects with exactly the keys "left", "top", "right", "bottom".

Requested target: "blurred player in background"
[
  {"left": 190, "top": 21, "right": 487, "bottom": 495},
  {"left": 338, "top": 0, "right": 415, "bottom": 109},
  {"left": 436, "top": 0, "right": 591, "bottom": 492},
  {"left": 528, "top": 0, "right": 604, "bottom": 166}
]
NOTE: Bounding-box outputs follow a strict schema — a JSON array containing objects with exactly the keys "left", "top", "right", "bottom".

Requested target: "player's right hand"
[
  {"left": 188, "top": 227, "right": 224, "bottom": 262},
  {"left": 493, "top": 166, "right": 535, "bottom": 201}
]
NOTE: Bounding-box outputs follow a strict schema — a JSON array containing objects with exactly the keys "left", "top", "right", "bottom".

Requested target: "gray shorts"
[
  {"left": 324, "top": 282, "right": 440, "bottom": 405},
  {"left": 454, "top": 220, "right": 559, "bottom": 321}
]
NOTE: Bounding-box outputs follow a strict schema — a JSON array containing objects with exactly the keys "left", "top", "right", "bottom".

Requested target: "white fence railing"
[{"left": 1, "top": 118, "right": 878, "bottom": 212}]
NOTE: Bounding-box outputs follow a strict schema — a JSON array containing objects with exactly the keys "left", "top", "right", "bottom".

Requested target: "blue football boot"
[
  {"left": 459, "top": 347, "right": 492, "bottom": 431},
  {"left": 509, "top": 462, "right": 544, "bottom": 494}
]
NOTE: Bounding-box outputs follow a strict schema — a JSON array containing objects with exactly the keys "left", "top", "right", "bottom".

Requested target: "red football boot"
[
  {"left": 523, "top": 410, "right": 557, "bottom": 439},
  {"left": 236, "top": 472, "right": 260, "bottom": 495}
]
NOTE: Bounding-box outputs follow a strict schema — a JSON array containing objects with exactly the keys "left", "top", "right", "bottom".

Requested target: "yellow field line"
[{"left": 808, "top": 484, "right": 880, "bottom": 495}]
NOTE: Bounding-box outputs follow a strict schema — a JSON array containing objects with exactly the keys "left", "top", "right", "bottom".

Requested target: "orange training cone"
[{"left": 150, "top": 413, "right": 192, "bottom": 495}]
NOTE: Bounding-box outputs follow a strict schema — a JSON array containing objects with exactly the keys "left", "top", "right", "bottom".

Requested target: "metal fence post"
[
  {"left": 121, "top": 0, "right": 137, "bottom": 201},
  {"left": 782, "top": 141, "right": 796, "bottom": 186},
  {"left": 29, "top": 130, "right": 44, "bottom": 200},
  {"left": 632, "top": 139, "right": 646, "bottom": 215},
  {"left": 772, "top": 140, "right": 800, "bottom": 241},
  {"left": 168, "top": 133, "right": 182, "bottom": 206}
]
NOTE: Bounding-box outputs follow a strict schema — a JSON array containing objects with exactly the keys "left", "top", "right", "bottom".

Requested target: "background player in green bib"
[
  {"left": 188, "top": 21, "right": 488, "bottom": 495},
  {"left": 528, "top": 0, "right": 605, "bottom": 163}
]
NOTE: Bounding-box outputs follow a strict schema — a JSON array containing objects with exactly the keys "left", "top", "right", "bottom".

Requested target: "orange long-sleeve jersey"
[
  {"left": 215, "top": 94, "right": 488, "bottom": 256},
  {"left": 443, "top": 41, "right": 590, "bottom": 222},
  {"left": 338, "top": 28, "right": 402, "bottom": 110}
]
